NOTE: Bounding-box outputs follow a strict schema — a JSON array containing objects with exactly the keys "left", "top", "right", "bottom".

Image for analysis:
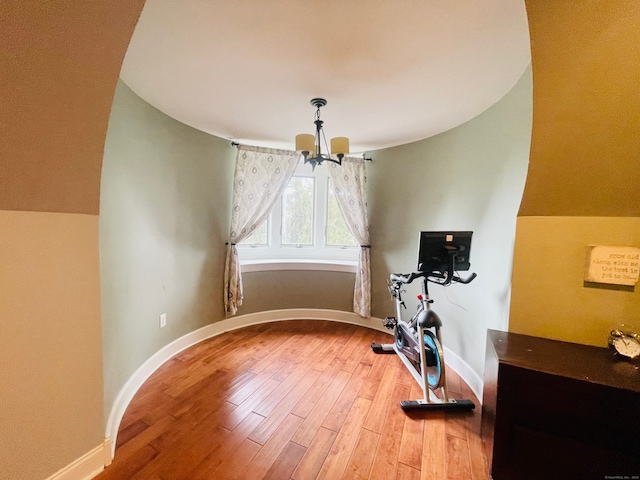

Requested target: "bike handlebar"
[
  {"left": 389, "top": 272, "right": 422, "bottom": 284},
  {"left": 389, "top": 271, "right": 476, "bottom": 286},
  {"left": 457, "top": 272, "right": 477, "bottom": 284},
  {"left": 437, "top": 271, "right": 477, "bottom": 284}
]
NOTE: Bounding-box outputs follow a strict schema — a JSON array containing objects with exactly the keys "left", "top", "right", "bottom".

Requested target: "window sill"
[{"left": 240, "top": 259, "right": 357, "bottom": 273}]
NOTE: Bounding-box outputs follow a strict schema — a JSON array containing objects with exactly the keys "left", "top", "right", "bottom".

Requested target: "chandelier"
[{"left": 295, "top": 98, "right": 349, "bottom": 170}]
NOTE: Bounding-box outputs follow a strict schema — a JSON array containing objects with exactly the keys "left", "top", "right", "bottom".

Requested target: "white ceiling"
[{"left": 121, "top": 1, "right": 531, "bottom": 153}]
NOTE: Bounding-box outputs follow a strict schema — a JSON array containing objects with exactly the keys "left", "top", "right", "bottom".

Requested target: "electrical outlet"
[{"left": 159, "top": 313, "right": 167, "bottom": 328}]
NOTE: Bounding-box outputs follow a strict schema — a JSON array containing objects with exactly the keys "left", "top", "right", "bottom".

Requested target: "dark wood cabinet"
[{"left": 482, "top": 329, "right": 640, "bottom": 480}]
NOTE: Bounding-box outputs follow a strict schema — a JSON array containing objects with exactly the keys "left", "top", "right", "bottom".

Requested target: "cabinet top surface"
[{"left": 488, "top": 329, "right": 640, "bottom": 393}]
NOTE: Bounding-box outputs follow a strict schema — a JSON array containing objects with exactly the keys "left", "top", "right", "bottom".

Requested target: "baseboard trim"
[
  {"left": 105, "top": 308, "right": 483, "bottom": 459},
  {"left": 45, "top": 439, "right": 109, "bottom": 480},
  {"left": 443, "top": 346, "right": 484, "bottom": 403}
]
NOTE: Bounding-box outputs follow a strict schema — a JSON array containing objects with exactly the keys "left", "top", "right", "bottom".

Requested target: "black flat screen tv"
[{"left": 417, "top": 231, "right": 473, "bottom": 274}]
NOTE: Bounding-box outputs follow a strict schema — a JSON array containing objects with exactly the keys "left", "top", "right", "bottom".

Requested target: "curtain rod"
[{"left": 230, "top": 141, "right": 372, "bottom": 162}]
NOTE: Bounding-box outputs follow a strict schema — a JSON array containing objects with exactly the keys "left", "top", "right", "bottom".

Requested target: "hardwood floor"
[{"left": 96, "top": 320, "right": 488, "bottom": 479}]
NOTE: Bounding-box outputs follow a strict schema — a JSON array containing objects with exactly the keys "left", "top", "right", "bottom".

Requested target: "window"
[
  {"left": 240, "top": 158, "right": 358, "bottom": 263},
  {"left": 241, "top": 220, "right": 268, "bottom": 246},
  {"left": 281, "top": 176, "right": 314, "bottom": 246},
  {"left": 326, "top": 181, "right": 358, "bottom": 248}
]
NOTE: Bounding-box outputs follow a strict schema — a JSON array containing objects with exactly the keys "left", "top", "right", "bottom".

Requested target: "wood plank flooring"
[{"left": 95, "top": 320, "right": 488, "bottom": 479}]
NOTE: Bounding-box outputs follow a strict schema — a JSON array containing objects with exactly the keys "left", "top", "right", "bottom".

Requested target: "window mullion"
[
  {"left": 315, "top": 175, "right": 327, "bottom": 248},
  {"left": 271, "top": 196, "right": 282, "bottom": 248}
]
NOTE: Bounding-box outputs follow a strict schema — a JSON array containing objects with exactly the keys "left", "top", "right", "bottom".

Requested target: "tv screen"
[{"left": 417, "top": 231, "right": 473, "bottom": 273}]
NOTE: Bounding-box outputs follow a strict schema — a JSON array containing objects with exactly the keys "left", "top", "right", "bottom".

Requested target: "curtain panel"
[
  {"left": 328, "top": 157, "right": 371, "bottom": 317},
  {"left": 224, "top": 145, "right": 299, "bottom": 316}
]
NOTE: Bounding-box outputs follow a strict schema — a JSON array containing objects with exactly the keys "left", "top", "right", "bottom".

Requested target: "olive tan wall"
[
  {"left": 519, "top": 0, "right": 640, "bottom": 218},
  {"left": 510, "top": 217, "right": 640, "bottom": 344},
  {"left": 0, "top": 211, "right": 104, "bottom": 479},
  {"left": 511, "top": 1, "right": 640, "bottom": 345},
  {"left": 0, "top": 3, "right": 144, "bottom": 479},
  {"left": 0, "top": 2, "right": 144, "bottom": 214}
]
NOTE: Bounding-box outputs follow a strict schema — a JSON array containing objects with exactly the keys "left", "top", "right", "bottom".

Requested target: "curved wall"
[
  {"left": 12, "top": 1, "right": 629, "bottom": 476},
  {"left": 237, "top": 270, "right": 355, "bottom": 315},
  {"left": 510, "top": 0, "right": 640, "bottom": 345},
  {"left": 98, "top": 66, "right": 533, "bottom": 438},
  {"left": 0, "top": 2, "right": 143, "bottom": 215},
  {"left": 101, "top": 80, "right": 236, "bottom": 423},
  {"left": 519, "top": 0, "right": 640, "bottom": 218},
  {"left": 102, "top": 66, "right": 532, "bottom": 435},
  {"left": 367, "top": 67, "right": 532, "bottom": 379}
]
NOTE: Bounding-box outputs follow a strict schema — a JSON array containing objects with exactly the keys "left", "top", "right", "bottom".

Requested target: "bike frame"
[
  {"left": 374, "top": 269, "right": 476, "bottom": 411},
  {"left": 392, "top": 276, "right": 448, "bottom": 404}
]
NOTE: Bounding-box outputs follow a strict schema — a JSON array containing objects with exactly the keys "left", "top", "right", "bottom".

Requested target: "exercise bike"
[{"left": 371, "top": 231, "right": 476, "bottom": 412}]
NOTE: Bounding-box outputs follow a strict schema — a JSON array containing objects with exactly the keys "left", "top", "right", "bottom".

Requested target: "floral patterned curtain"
[
  {"left": 224, "top": 145, "right": 299, "bottom": 316},
  {"left": 328, "top": 157, "right": 371, "bottom": 318}
]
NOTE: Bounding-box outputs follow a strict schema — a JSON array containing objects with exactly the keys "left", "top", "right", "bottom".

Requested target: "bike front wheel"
[{"left": 423, "top": 330, "right": 444, "bottom": 390}]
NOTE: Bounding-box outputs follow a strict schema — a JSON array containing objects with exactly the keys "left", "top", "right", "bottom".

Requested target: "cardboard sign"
[{"left": 585, "top": 246, "right": 640, "bottom": 286}]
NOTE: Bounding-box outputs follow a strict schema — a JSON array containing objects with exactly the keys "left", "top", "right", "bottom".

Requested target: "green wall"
[
  {"left": 367, "top": 67, "right": 532, "bottom": 378},
  {"left": 100, "top": 81, "right": 236, "bottom": 423},
  {"left": 101, "top": 67, "right": 531, "bottom": 424},
  {"left": 238, "top": 270, "right": 355, "bottom": 315},
  {"left": 101, "top": 82, "right": 358, "bottom": 429}
]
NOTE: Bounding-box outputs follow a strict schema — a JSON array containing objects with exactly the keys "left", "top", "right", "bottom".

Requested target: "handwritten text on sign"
[{"left": 585, "top": 246, "right": 640, "bottom": 286}]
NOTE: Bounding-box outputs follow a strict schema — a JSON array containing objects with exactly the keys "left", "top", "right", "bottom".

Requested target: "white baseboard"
[
  {"left": 443, "top": 346, "right": 484, "bottom": 403},
  {"left": 45, "top": 440, "right": 109, "bottom": 480},
  {"left": 105, "top": 308, "right": 483, "bottom": 459}
]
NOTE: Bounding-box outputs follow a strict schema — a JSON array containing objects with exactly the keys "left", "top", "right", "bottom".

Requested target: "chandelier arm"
[
  {"left": 314, "top": 119, "right": 323, "bottom": 159},
  {"left": 320, "top": 121, "right": 331, "bottom": 161},
  {"left": 323, "top": 156, "right": 342, "bottom": 165}
]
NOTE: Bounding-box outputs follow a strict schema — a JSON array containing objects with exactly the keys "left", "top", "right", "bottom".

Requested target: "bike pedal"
[{"left": 382, "top": 317, "right": 397, "bottom": 329}]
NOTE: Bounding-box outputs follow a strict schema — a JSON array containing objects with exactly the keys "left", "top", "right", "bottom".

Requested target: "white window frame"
[{"left": 239, "top": 159, "right": 358, "bottom": 267}]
